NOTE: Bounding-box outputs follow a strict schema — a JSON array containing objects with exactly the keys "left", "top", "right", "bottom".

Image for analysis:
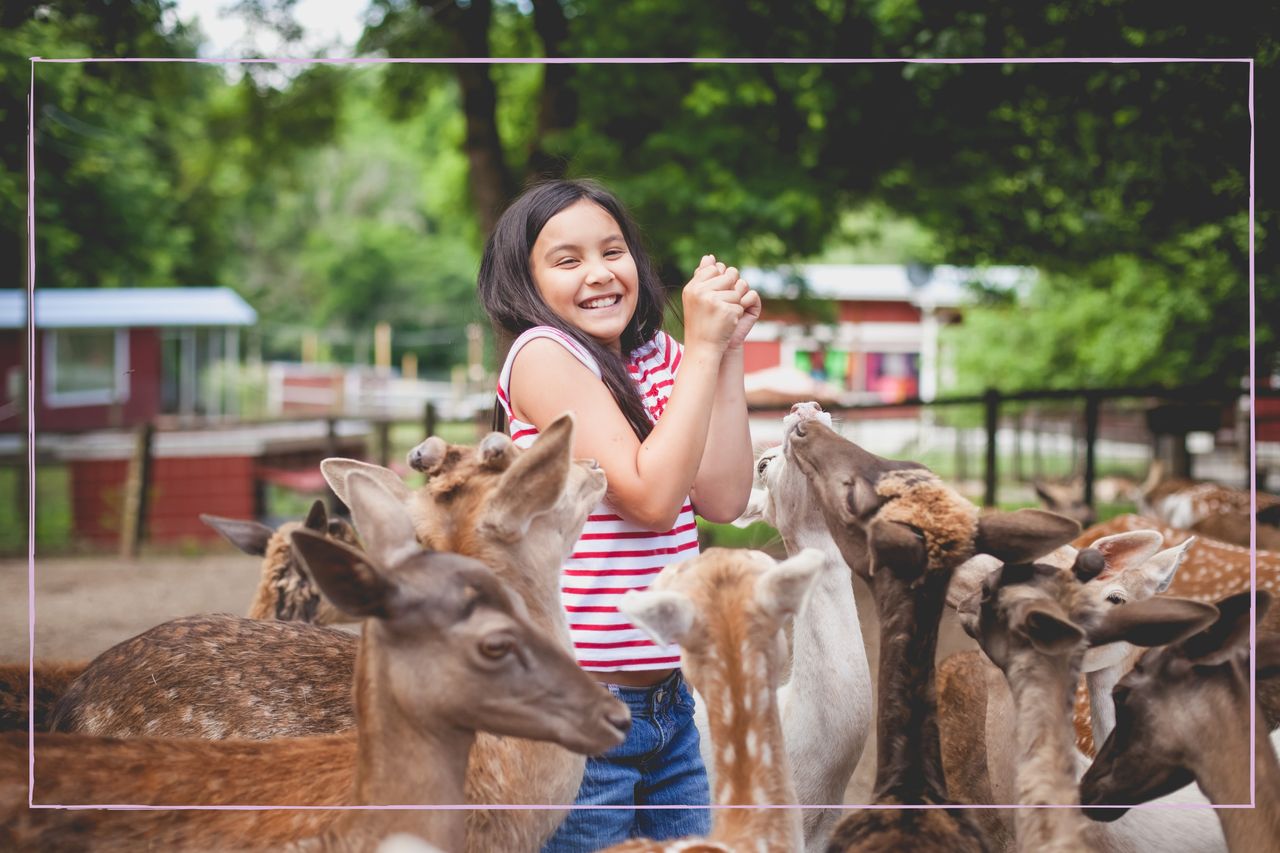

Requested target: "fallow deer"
[
  {"left": 719, "top": 404, "right": 874, "bottom": 852},
  {"left": 48, "top": 414, "right": 610, "bottom": 853},
  {"left": 595, "top": 546, "right": 826, "bottom": 853},
  {"left": 1138, "top": 460, "right": 1280, "bottom": 546},
  {"left": 1, "top": 500, "right": 358, "bottom": 736},
  {"left": 1081, "top": 590, "right": 1280, "bottom": 852},
  {"left": 0, "top": 471, "right": 631, "bottom": 853},
  {"left": 780, "top": 408, "right": 1083, "bottom": 852},
  {"left": 939, "top": 532, "right": 1231, "bottom": 853},
  {"left": 955, "top": 547, "right": 1219, "bottom": 853}
]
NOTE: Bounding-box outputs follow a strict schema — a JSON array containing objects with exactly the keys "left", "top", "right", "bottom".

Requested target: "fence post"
[
  {"left": 376, "top": 419, "right": 391, "bottom": 468},
  {"left": 984, "top": 389, "right": 1000, "bottom": 508},
  {"left": 119, "top": 421, "right": 155, "bottom": 558},
  {"left": 423, "top": 401, "right": 437, "bottom": 439},
  {"left": 1083, "top": 392, "right": 1099, "bottom": 509}
]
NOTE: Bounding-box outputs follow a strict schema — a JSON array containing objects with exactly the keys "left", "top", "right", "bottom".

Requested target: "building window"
[{"left": 43, "top": 328, "right": 130, "bottom": 407}]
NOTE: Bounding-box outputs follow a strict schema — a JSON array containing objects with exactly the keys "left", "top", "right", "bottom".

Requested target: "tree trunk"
[{"left": 527, "top": 0, "right": 576, "bottom": 182}]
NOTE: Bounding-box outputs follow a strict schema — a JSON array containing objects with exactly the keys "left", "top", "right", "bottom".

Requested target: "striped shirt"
[{"left": 497, "top": 326, "right": 699, "bottom": 671}]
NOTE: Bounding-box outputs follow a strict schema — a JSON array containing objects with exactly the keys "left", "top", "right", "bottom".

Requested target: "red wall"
[
  {"left": 837, "top": 301, "right": 921, "bottom": 324},
  {"left": 743, "top": 340, "right": 781, "bottom": 373},
  {"left": 71, "top": 455, "right": 257, "bottom": 545}
]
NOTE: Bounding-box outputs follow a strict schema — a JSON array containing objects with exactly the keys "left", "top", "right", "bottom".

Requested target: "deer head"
[
  {"left": 1081, "top": 590, "right": 1279, "bottom": 819},
  {"left": 290, "top": 470, "right": 630, "bottom": 755},
  {"left": 782, "top": 405, "right": 1080, "bottom": 582}
]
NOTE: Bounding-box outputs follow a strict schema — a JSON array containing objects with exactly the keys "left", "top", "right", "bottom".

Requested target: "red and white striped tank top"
[{"left": 496, "top": 326, "right": 700, "bottom": 672}]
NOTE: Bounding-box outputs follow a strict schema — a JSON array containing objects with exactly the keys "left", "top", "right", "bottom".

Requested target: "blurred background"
[{"left": 1, "top": 0, "right": 1277, "bottom": 558}]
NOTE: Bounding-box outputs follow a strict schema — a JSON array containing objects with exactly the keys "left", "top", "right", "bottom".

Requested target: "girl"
[{"left": 477, "top": 178, "right": 759, "bottom": 850}]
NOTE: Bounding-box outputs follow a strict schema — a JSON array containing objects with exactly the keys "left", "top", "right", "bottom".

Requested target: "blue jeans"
[{"left": 541, "top": 669, "right": 712, "bottom": 852}]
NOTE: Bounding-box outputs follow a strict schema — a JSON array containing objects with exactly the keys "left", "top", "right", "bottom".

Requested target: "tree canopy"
[{"left": 4, "top": 0, "right": 1273, "bottom": 385}]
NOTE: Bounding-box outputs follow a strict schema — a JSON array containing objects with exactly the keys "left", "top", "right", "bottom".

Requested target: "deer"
[
  {"left": 777, "top": 406, "right": 1083, "bottom": 852},
  {"left": 1137, "top": 460, "right": 1280, "bottom": 547},
  {"left": 47, "top": 413, "right": 611, "bottom": 853},
  {"left": 714, "top": 404, "right": 873, "bottom": 852},
  {"left": 0, "top": 499, "right": 359, "bottom": 736},
  {"left": 586, "top": 546, "right": 827, "bottom": 853},
  {"left": 952, "top": 543, "right": 1220, "bottom": 853},
  {"left": 938, "top": 531, "right": 1234, "bottom": 853},
  {"left": 0, "top": 471, "right": 631, "bottom": 853},
  {"left": 1081, "top": 590, "right": 1280, "bottom": 852}
]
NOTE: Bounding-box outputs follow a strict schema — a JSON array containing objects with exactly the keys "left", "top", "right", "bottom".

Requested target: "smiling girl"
[{"left": 477, "top": 179, "right": 758, "bottom": 849}]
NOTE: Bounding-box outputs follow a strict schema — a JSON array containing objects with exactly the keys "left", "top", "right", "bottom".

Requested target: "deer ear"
[
  {"left": 975, "top": 509, "right": 1081, "bottom": 563},
  {"left": 1089, "top": 530, "right": 1164, "bottom": 581},
  {"left": 756, "top": 548, "right": 825, "bottom": 620},
  {"left": 1257, "top": 634, "right": 1280, "bottom": 681},
  {"left": 200, "top": 514, "right": 275, "bottom": 557},
  {"left": 481, "top": 414, "right": 575, "bottom": 541},
  {"left": 1184, "top": 591, "right": 1267, "bottom": 666},
  {"left": 321, "top": 458, "right": 413, "bottom": 506},
  {"left": 303, "top": 499, "right": 328, "bottom": 532},
  {"left": 618, "top": 589, "right": 696, "bottom": 647},
  {"left": 1141, "top": 537, "right": 1195, "bottom": 594},
  {"left": 867, "top": 518, "right": 926, "bottom": 579},
  {"left": 346, "top": 471, "right": 422, "bottom": 569},
  {"left": 846, "top": 478, "right": 883, "bottom": 519},
  {"left": 290, "top": 528, "right": 396, "bottom": 620},
  {"left": 1089, "top": 596, "right": 1220, "bottom": 648},
  {"left": 1019, "top": 603, "right": 1084, "bottom": 655},
  {"left": 732, "top": 487, "right": 771, "bottom": 528}
]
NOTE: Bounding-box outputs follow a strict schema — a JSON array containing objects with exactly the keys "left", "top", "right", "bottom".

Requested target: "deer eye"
[
  {"left": 1106, "top": 592, "right": 1126, "bottom": 605},
  {"left": 757, "top": 456, "right": 772, "bottom": 476},
  {"left": 480, "top": 636, "right": 514, "bottom": 659}
]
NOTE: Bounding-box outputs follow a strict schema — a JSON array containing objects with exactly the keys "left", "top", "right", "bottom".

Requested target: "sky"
[{"left": 167, "top": 0, "right": 371, "bottom": 60}]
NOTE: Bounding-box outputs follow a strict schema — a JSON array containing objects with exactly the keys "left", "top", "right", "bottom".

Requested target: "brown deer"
[
  {"left": 1081, "top": 590, "right": 1280, "bottom": 852},
  {"left": 48, "top": 414, "right": 610, "bottom": 853},
  {"left": 593, "top": 547, "right": 827, "bottom": 852},
  {"left": 0, "top": 500, "right": 357, "bottom": 735},
  {"left": 939, "top": 532, "right": 1232, "bottom": 853},
  {"left": 1, "top": 471, "right": 630, "bottom": 853},
  {"left": 781, "top": 411, "right": 1082, "bottom": 852},
  {"left": 956, "top": 546, "right": 1218, "bottom": 853}
]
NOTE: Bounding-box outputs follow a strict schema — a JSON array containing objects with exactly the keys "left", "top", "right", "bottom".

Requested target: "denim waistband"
[{"left": 600, "top": 669, "right": 685, "bottom": 712}]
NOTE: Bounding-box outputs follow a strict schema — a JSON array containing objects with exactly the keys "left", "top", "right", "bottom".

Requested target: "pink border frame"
[{"left": 24, "top": 56, "right": 1257, "bottom": 817}]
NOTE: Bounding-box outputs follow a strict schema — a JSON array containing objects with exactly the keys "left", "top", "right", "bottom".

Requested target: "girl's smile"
[{"left": 531, "top": 199, "right": 639, "bottom": 353}]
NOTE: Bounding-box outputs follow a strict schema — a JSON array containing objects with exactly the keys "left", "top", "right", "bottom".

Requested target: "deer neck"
[
  {"left": 1190, "top": 701, "right": 1280, "bottom": 853},
  {"left": 785, "top": 537, "right": 865, "bottom": 696},
  {"left": 1007, "top": 650, "right": 1090, "bottom": 853},
  {"left": 700, "top": 634, "right": 803, "bottom": 852},
  {"left": 339, "top": 637, "right": 471, "bottom": 851},
  {"left": 869, "top": 568, "right": 949, "bottom": 804},
  {"left": 1084, "top": 645, "right": 1141, "bottom": 748}
]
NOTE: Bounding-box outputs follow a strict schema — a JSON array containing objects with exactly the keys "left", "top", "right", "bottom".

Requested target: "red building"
[{"left": 739, "top": 264, "right": 1036, "bottom": 406}]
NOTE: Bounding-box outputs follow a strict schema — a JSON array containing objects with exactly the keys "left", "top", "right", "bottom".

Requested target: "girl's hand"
[
  {"left": 682, "top": 254, "right": 744, "bottom": 353},
  {"left": 697, "top": 254, "right": 760, "bottom": 351}
]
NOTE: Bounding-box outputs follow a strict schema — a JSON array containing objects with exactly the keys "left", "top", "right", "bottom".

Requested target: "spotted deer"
[
  {"left": 0, "top": 500, "right": 358, "bottom": 736},
  {"left": 48, "top": 414, "right": 611, "bottom": 853},
  {"left": 959, "top": 545, "right": 1218, "bottom": 853},
  {"left": 1081, "top": 590, "right": 1280, "bottom": 852},
  {"left": 594, "top": 547, "right": 826, "bottom": 853},
  {"left": 1138, "top": 461, "right": 1280, "bottom": 547},
  {"left": 1, "top": 471, "right": 630, "bottom": 853},
  {"left": 778, "top": 412, "right": 1085, "bottom": 852}
]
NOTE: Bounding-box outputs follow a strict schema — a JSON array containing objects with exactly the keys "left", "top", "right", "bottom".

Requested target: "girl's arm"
[
  {"left": 687, "top": 281, "right": 759, "bottom": 522},
  {"left": 510, "top": 263, "right": 743, "bottom": 532}
]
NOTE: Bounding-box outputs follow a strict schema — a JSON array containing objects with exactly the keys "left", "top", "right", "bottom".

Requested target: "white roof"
[
  {"left": 742, "top": 264, "right": 1037, "bottom": 309},
  {"left": 0, "top": 288, "right": 258, "bottom": 329}
]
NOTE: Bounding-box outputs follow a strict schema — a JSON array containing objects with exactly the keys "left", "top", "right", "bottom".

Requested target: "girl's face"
[{"left": 530, "top": 199, "right": 639, "bottom": 354}]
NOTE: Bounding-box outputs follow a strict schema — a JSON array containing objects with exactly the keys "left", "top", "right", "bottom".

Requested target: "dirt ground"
[{"left": 0, "top": 551, "right": 978, "bottom": 806}]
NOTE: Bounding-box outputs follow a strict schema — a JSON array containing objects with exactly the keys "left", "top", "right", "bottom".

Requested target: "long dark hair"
[{"left": 478, "top": 179, "right": 668, "bottom": 441}]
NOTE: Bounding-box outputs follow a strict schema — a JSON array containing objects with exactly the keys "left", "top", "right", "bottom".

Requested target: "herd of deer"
[{"left": 2, "top": 403, "right": 1277, "bottom": 852}]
